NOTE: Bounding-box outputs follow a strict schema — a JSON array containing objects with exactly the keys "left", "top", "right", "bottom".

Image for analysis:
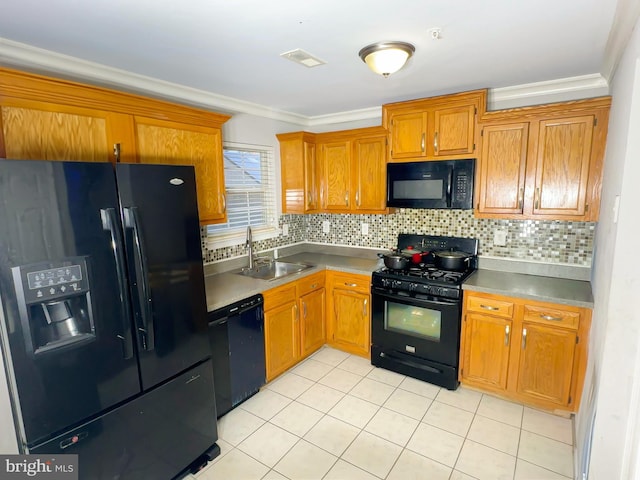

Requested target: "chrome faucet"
[{"left": 246, "top": 226, "right": 254, "bottom": 270}]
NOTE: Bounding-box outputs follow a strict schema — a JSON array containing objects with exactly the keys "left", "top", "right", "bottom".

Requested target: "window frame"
[{"left": 206, "top": 141, "right": 279, "bottom": 249}]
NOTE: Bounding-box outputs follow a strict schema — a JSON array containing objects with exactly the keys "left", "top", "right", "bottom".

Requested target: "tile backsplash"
[{"left": 202, "top": 210, "right": 595, "bottom": 267}]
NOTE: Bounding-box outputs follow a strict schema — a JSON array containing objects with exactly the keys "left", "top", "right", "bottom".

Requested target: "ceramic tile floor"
[{"left": 191, "top": 346, "right": 574, "bottom": 480}]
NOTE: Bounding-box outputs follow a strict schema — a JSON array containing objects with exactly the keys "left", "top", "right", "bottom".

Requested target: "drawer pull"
[
  {"left": 363, "top": 299, "right": 368, "bottom": 317},
  {"left": 294, "top": 304, "right": 299, "bottom": 321},
  {"left": 540, "top": 314, "right": 563, "bottom": 321},
  {"left": 522, "top": 328, "right": 527, "bottom": 349},
  {"left": 480, "top": 304, "right": 499, "bottom": 311},
  {"left": 504, "top": 325, "right": 510, "bottom": 346},
  {"left": 303, "top": 301, "right": 307, "bottom": 319},
  {"left": 345, "top": 282, "right": 358, "bottom": 287}
]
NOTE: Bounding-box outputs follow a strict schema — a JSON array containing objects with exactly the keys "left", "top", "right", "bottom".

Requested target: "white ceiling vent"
[{"left": 280, "top": 49, "right": 326, "bottom": 68}]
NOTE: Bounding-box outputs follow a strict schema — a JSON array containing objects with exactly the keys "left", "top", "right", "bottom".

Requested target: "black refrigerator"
[{"left": 0, "top": 160, "right": 218, "bottom": 478}]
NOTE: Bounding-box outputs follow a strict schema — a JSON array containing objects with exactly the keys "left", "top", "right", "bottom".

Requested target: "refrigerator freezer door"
[
  {"left": 0, "top": 160, "right": 140, "bottom": 447},
  {"left": 30, "top": 360, "right": 218, "bottom": 479},
  {"left": 115, "top": 164, "right": 210, "bottom": 390}
]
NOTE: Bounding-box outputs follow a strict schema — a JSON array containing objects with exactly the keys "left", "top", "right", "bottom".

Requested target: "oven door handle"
[{"left": 371, "top": 288, "right": 459, "bottom": 307}]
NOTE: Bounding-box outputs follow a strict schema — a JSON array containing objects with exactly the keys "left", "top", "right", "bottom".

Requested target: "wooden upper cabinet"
[
  {"left": 477, "top": 123, "right": 529, "bottom": 214},
  {"left": 319, "top": 139, "right": 351, "bottom": 211},
  {"left": 477, "top": 97, "right": 610, "bottom": 221},
  {"left": 1, "top": 100, "right": 133, "bottom": 162},
  {"left": 387, "top": 111, "right": 427, "bottom": 158},
  {"left": 383, "top": 90, "right": 486, "bottom": 162},
  {"left": 433, "top": 104, "right": 476, "bottom": 157},
  {"left": 532, "top": 116, "right": 593, "bottom": 217},
  {"left": 0, "top": 68, "right": 230, "bottom": 225},
  {"left": 134, "top": 116, "right": 226, "bottom": 224},
  {"left": 352, "top": 133, "right": 387, "bottom": 212},
  {"left": 277, "top": 132, "right": 318, "bottom": 213}
]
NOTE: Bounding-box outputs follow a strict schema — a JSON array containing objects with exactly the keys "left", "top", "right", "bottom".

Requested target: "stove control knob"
[
  {"left": 381, "top": 279, "right": 390, "bottom": 288},
  {"left": 392, "top": 280, "right": 403, "bottom": 288},
  {"left": 409, "top": 282, "right": 419, "bottom": 292}
]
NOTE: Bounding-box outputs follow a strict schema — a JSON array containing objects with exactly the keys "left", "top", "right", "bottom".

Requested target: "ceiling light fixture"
[{"left": 358, "top": 41, "right": 415, "bottom": 77}]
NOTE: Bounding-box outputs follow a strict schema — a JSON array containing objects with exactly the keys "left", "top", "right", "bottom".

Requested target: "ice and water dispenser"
[{"left": 11, "top": 257, "right": 96, "bottom": 355}]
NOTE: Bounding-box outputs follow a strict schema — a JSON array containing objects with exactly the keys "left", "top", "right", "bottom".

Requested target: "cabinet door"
[
  {"left": 516, "top": 323, "right": 576, "bottom": 406},
  {"left": 432, "top": 105, "right": 476, "bottom": 157},
  {"left": 353, "top": 135, "right": 387, "bottom": 212},
  {"left": 461, "top": 313, "right": 512, "bottom": 391},
  {"left": 264, "top": 301, "right": 299, "bottom": 381},
  {"left": 133, "top": 117, "right": 226, "bottom": 224},
  {"left": 477, "top": 123, "right": 529, "bottom": 215},
  {"left": 329, "top": 289, "right": 370, "bottom": 356},
  {"left": 532, "top": 116, "right": 594, "bottom": 217},
  {"left": 304, "top": 141, "right": 319, "bottom": 212},
  {"left": 300, "top": 288, "right": 326, "bottom": 358},
  {"left": 1, "top": 101, "right": 133, "bottom": 162},
  {"left": 320, "top": 140, "right": 351, "bottom": 211},
  {"left": 389, "top": 111, "right": 427, "bottom": 159}
]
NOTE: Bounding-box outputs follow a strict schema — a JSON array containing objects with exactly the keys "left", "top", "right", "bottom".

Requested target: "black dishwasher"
[{"left": 208, "top": 294, "right": 265, "bottom": 417}]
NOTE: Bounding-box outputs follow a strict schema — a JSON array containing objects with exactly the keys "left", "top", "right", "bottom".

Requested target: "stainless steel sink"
[{"left": 233, "top": 261, "right": 314, "bottom": 281}]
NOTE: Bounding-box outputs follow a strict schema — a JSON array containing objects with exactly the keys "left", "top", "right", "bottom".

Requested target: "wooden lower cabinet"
[
  {"left": 326, "top": 271, "right": 371, "bottom": 357},
  {"left": 263, "top": 272, "right": 326, "bottom": 381},
  {"left": 460, "top": 291, "right": 591, "bottom": 412}
]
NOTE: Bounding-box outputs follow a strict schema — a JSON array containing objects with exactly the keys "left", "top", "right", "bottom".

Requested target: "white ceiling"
[{"left": 0, "top": 0, "right": 624, "bottom": 119}]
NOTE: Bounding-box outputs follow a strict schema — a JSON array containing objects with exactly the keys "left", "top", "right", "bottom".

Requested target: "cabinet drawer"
[
  {"left": 523, "top": 305, "right": 580, "bottom": 330},
  {"left": 329, "top": 272, "right": 370, "bottom": 294},
  {"left": 466, "top": 295, "right": 514, "bottom": 318},
  {"left": 297, "top": 272, "right": 325, "bottom": 296},
  {"left": 263, "top": 283, "right": 297, "bottom": 311}
]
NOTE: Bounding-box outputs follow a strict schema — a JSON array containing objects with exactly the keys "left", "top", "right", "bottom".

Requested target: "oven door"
[{"left": 371, "top": 288, "right": 461, "bottom": 367}]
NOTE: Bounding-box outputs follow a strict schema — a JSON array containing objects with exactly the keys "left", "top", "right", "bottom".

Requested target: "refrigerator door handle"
[
  {"left": 123, "top": 206, "right": 155, "bottom": 351},
  {"left": 100, "top": 208, "right": 134, "bottom": 359}
]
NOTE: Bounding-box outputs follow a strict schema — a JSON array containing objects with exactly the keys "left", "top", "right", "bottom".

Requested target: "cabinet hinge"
[
  {"left": 473, "top": 143, "right": 476, "bottom": 150},
  {"left": 594, "top": 118, "right": 598, "bottom": 127},
  {"left": 576, "top": 336, "right": 579, "bottom": 344},
  {"left": 474, "top": 107, "right": 477, "bottom": 115},
  {"left": 480, "top": 129, "right": 484, "bottom": 137},
  {"left": 585, "top": 204, "right": 589, "bottom": 212},
  {"left": 569, "top": 395, "right": 572, "bottom": 404}
]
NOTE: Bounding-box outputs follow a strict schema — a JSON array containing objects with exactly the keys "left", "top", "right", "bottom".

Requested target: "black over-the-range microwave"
[{"left": 386, "top": 158, "right": 475, "bottom": 209}]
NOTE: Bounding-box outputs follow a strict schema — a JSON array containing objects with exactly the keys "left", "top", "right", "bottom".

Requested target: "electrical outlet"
[
  {"left": 282, "top": 223, "right": 289, "bottom": 236},
  {"left": 361, "top": 223, "right": 369, "bottom": 235},
  {"left": 322, "top": 220, "right": 330, "bottom": 233},
  {"left": 494, "top": 229, "right": 508, "bottom": 246}
]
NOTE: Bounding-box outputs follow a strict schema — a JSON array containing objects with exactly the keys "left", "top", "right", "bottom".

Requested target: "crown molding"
[
  {"left": 601, "top": 0, "right": 640, "bottom": 82},
  {"left": 0, "top": 37, "right": 611, "bottom": 128}
]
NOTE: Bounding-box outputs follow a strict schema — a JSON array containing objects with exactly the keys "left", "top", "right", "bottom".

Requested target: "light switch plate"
[
  {"left": 322, "top": 220, "right": 330, "bottom": 233},
  {"left": 282, "top": 223, "right": 289, "bottom": 236},
  {"left": 361, "top": 223, "right": 369, "bottom": 235},
  {"left": 494, "top": 229, "right": 508, "bottom": 246}
]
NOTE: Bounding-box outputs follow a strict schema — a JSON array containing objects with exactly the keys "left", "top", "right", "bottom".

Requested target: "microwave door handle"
[{"left": 446, "top": 169, "right": 453, "bottom": 206}]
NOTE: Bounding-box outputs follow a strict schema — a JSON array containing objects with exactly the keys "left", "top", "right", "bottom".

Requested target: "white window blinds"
[{"left": 207, "top": 142, "right": 276, "bottom": 239}]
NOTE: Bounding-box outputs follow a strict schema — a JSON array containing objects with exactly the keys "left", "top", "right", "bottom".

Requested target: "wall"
[{"left": 576, "top": 15, "right": 640, "bottom": 480}]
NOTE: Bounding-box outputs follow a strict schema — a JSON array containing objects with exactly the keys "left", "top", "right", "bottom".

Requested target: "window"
[{"left": 207, "top": 142, "right": 277, "bottom": 246}]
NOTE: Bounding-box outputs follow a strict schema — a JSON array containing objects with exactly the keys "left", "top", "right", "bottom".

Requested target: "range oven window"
[
  {"left": 393, "top": 179, "right": 443, "bottom": 200},
  {"left": 385, "top": 301, "right": 442, "bottom": 342}
]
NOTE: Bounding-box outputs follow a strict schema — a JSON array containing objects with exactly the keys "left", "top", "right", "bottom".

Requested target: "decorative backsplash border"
[{"left": 202, "top": 210, "right": 595, "bottom": 267}]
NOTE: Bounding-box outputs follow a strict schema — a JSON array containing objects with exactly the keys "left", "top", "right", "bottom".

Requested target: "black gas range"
[{"left": 371, "top": 234, "right": 479, "bottom": 390}]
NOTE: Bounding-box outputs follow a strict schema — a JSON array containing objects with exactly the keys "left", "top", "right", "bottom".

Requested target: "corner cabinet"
[
  {"left": 476, "top": 97, "right": 611, "bottom": 221},
  {"left": 0, "top": 67, "right": 230, "bottom": 224},
  {"left": 459, "top": 291, "right": 591, "bottom": 412},
  {"left": 326, "top": 271, "right": 371, "bottom": 357},
  {"left": 382, "top": 90, "right": 486, "bottom": 161},
  {"left": 278, "top": 127, "right": 388, "bottom": 214}
]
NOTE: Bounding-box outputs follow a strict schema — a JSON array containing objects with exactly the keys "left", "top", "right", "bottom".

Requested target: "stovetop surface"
[{"left": 373, "top": 263, "right": 475, "bottom": 287}]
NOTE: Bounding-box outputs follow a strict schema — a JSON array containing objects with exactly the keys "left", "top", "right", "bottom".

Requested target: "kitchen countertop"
[
  {"left": 462, "top": 269, "right": 594, "bottom": 308},
  {"left": 204, "top": 246, "right": 594, "bottom": 312},
  {"left": 204, "top": 253, "right": 380, "bottom": 312}
]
